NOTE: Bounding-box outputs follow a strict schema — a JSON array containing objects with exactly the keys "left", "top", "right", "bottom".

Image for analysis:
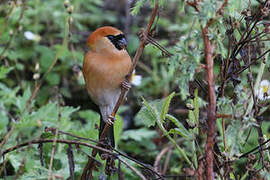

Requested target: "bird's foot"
[
  {"left": 121, "top": 79, "right": 131, "bottom": 91},
  {"left": 138, "top": 28, "right": 149, "bottom": 45},
  {"left": 107, "top": 115, "right": 115, "bottom": 125}
]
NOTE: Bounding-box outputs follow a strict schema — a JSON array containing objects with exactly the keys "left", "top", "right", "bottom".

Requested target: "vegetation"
[{"left": 0, "top": 0, "right": 269, "bottom": 179}]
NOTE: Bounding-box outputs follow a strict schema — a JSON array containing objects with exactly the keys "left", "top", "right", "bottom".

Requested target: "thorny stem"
[
  {"left": 187, "top": 0, "right": 228, "bottom": 179},
  {"left": 202, "top": 26, "right": 216, "bottom": 180}
]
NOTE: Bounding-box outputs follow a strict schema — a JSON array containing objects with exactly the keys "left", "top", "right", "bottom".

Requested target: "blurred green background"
[{"left": 0, "top": 0, "right": 269, "bottom": 179}]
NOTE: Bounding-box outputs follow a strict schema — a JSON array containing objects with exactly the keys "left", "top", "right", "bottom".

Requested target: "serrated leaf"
[
  {"left": 136, "top": 97, "right": 158, "bottom": 127},
  {"left": 16, "top": 86, "right": 31, "bottom": 112},
  {"left": 160, "top": 92, "right": 175, "bottom": 121},
  {"left": 225, "top": 120, "right": 243, "bottom": 157}
]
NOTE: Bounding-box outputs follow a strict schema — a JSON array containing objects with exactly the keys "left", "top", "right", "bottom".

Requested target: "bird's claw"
[
  {"left": 107, "top": 115, "right": 115, "bottom": 125},
  {"left": 138, "top": 28, "right": 149, "bottom": 45},
  {"left": 121, "top": 79, "right": 131, "bottom": 91}
]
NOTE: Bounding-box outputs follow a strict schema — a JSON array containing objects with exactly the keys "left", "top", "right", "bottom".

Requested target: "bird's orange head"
[{"left": 87, "top": 26, "right": 128, "bottom": 53}]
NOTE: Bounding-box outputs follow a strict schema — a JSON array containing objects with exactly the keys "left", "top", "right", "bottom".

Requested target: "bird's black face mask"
[{"left": 106, "top": 34, "right": 127, "bottom": 50}]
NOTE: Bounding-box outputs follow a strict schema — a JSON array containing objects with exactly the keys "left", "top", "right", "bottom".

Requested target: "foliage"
[{"left": 0, "top": 0, "right": 270, "bottom": 179}]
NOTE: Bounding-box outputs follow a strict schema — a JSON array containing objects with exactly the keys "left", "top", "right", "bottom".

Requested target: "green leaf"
[
  {"left": 136, "top": 97, "right": 158, "bottom": 127},
  {"left": 40, "top": 132, "right": 54, "bottom": 139},
  {"left": 35, "top": 45, "right": 55, "bottom": 71},
  {"left": 121, "top": 128, "right": 157, "bottom": 142},
  {"left": 225, "top": 120, "right": 243, "bottom": 157},
  {"left": 0, "top": 66, "right": 14, "bottom": 79},
  {"left": 0, "top": 104, "right": 9, "bottom": 132},
  {"left": 46, "top": 73, "right": 60, "bottom": 85},
  {"left": 160, "top": 92, "right": 175, "bottom": 121},
  {"left": 16, "top": 86, "right": 31, "bottom": 112},
  {"left": 166, "top": 114, "right": 191, "bottom": 138},
  {"left": 131, "top": 0, "right": 147, "bottom": 15},
  {"left": 114, "top": 114, "right": 124, "bottom": 148},
  {"left": 30, "top": 102, "right": 58, "bottom": 127},
  {"left": 187, "top": 89, "right": 199, "bottom": 134}
]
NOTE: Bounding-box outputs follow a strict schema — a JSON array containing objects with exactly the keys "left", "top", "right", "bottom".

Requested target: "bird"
[{"left": 82, "top": 26, "right": 132, "bottom": 148}]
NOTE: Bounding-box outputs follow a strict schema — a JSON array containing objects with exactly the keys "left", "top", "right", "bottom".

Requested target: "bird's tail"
[{"left": 99, "top": 116, "right": 115, "bottom": 148}]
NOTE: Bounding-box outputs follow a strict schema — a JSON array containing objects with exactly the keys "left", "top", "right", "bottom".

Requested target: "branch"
[
  {"left": 1, "top": 139, "right": 116, "bottom": 157},
  {"left": 202, "top": 26, "right": 216, "bottom": 180},
  {"left": 118, "top": 157, "right": 147, "bottom": 180},
  {"left": 45, "top": 127, "right": 164, "bottom": 179}
]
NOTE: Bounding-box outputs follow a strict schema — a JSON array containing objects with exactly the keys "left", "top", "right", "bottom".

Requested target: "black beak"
[
  {"left": 118, "top": 37, "right": 127, "bottom": 49},
  {"left": 107, "top": 34, "right": 128, "bottom": 50}
]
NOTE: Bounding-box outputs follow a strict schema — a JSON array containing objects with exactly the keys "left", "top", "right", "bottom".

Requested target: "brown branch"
[
  {"left": 113, "top": 149, "right": 163, "bottom": 179},
  {"left": 45, "top": 127, "right": 163, "bottom": 179},
  {"left": 145, "top": 34, "right": 173, "bottom": 57},
  {"left": 154, "top": 146, "right": 170, "bottom": 174},
  {"left": 162, "top": 146, "right": 173, "bottom": 175},
  {"left": 1, "top": 139, "right": 116, "bottom": 157},
  {"left": 186, "top": 1, "right": 200, "bottom": 12},
  {"left": 232, "top": 48, "right": 270, "bottom": 76},
  {"left": 216, "top": 0, "right": 228, "bottom": 15},
  {"left": 206, "top": 0, "right": 228, "bottom": 28},
  {"left": 1, "top": 137, "right": 163, "bottom": 180},
  {"left": 202, "top": 26, "right": 216, "bottom": 180}
]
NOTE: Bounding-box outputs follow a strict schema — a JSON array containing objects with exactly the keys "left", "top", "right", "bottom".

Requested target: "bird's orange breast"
[{"left": 82, "top": 50, "right": 132, "bottom": 105}]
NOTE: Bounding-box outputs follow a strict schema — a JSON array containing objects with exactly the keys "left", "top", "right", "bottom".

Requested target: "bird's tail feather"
[{"left": 99, "top": 115, "right": 115, "bottom": 148}]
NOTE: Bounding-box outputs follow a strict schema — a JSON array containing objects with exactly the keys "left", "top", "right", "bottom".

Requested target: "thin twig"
[
  {"left": 48, "top": 102, "right": 61, "bottom": 180},
  {"left": 154, "top": 147, "right": 170, "bottom": 174},
  {"left": 46, "top": 127, "right": 163, "bottom": 179},
  {"left": 162, "top": 146, "right": 173, "bottom": 175},
  {"left": 1, "top": 139, "right": 117, "bottom": 157},
  {"left": 118, "top": 157, "right": 147, "bottom": 180}
]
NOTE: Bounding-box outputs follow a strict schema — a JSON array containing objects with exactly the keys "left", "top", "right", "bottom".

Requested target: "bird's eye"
[
  {"left": 106, "top": 34, "right": 127, "bottom": 50},
  {"left": 107, "top": 35, "right": 115, "bottom": 41}
]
